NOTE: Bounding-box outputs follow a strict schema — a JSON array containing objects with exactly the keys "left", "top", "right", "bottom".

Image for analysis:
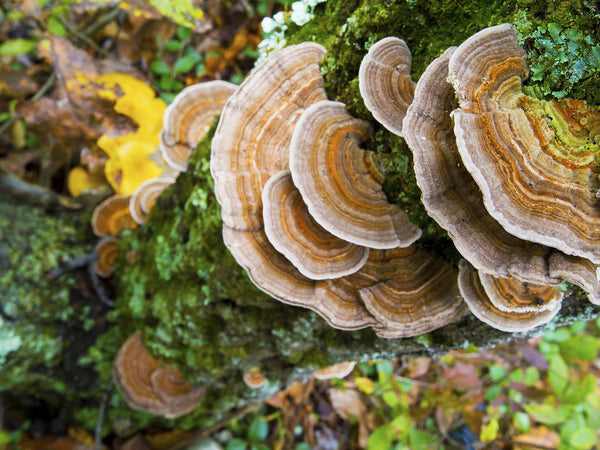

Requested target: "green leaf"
[
  {"left": 367, "top": 424, "right": 394, "bottom": 450},
  {"left": 525, "top": 367, "right": 540, "bottom": 386},
  {"left": 523, "top": 403, "right": 567, "bottom": 425},
  {"left": 569, "top": 427, "right": 598, "bottom": 450},
  {"left": 409, "top": 427, "right": 437, "bottom": 449},
  {"left": 544, "top": 328, "right": 571, "bottom": 342},
  {"left": 485, "top": 385, "right": 502, "bottom": 401},
  {"left": 151, "top": 60, "right": 171, "bottom": 76},
  {"left": 48, "top": 16, "right": 68, "bottom": 36},
  {"left": 173, "top": 55, "right": 197, "bottom": 74},
  {"left": 225, "top": 438, "right": 248, "bottom": 450},
  {"left": 0, "top": 39, "right": 37, "bottom": 56},
  {"left": 382, "top": 388, "right": 401, "bottom": 410},
  {"left": 248, "top": 419, "right": 269, "bottom": 442},
  {"left": 376, "top": 360, "right": 394, "bottom": 382},
  {"left": 561, "top": 374, "right": 596, "bottom": 405},
  {"left": 0, "top": 431, "right": 12, "bottom": 445},
  {"left": 489, "top": 365, "right": 506, "bottom": 382},
  {"left": 548, "top": 354, "right": 569, "bottom": 396},
  {"left": 177, "top": 25, "right": 193, "bottom": 41},
  {"left": 570, "top": 321, "right": 587, "bottom": 334},
  {"left": 560, "top": 336, "right": 600, "bottom": 361},
  {"left": 165, "top": 39, "right": 181, "bottom": 52},
  {"left": 513, "top": 412, "right": 530, "bottom": 433},
  {"left": 508, "top": 368, "right": 524, "bottom": 383},
  {"left": 0, "top": 112, "right": 11, "bottom": 122},
  {"left": 295, "top": 444, "right": 312, "bottom": 450}
]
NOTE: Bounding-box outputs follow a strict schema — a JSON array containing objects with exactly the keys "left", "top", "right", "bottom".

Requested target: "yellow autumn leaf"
[
  {"left": 480, "top": 418, "right": 499, "bottom": 443},
  {"left": 354, "top": 376, "right": 375, "bottom": 394}
]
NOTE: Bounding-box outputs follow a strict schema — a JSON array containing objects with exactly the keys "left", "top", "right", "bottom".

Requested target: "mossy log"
[{"left": 1, "top": 0, "right": 600, "bottom": 435}]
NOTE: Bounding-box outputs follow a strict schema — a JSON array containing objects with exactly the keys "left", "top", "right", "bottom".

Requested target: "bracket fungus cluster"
[
  {"left": 210, "top": 42, "right": 466, "bottom": 338},
  {"left": 361, "top": 23, "right": 600, "bottom": 332},
  {"left": 113, "top": 332, "right": 204, "bottom": 418}
]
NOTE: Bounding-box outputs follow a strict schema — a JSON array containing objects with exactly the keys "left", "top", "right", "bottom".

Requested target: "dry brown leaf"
[
  {"left": 442, "top": 362, "right": 481, "bottom": 391},
  {"left": 513, "top": 426, "right": 560, "bottom": 450},
  {"left": 406, "top": 356, "right": 431, "bottom": 379},
  {"left": 328, "top": 387, "right": 369, "bottom": 448}
]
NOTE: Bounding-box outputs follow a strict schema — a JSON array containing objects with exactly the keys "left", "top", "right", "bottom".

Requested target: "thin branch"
[
  {"left": 87, "top": 259, "right": 115, "bottom": 308},
  {"left": 0, "top": 166, "right": 81, "bottom": 210},
  {"left": 56, "top": 15, "right": 108, "bottom": 56},
  {"left": 173, "top": 402, "right": 262, "bottom": 450},
  {"left": 95, "top": 383, "right": 114, "bottom": 450},
  {"left": 47, "top": 252, "right": 97, "bottom": 280}
]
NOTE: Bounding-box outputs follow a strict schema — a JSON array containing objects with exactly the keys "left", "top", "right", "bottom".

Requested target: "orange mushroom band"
[
  {"left": 112, "top": 331, "right": 204, "bottom": 418},
  {"left": 458, "top": 261, "right": 562, "bottom": 332},
  {"left": 448, "top": 23, "right": 600, "bottom": 264},
  {"left": 160, "top": 81, "right": 237, "bottom": 172},
  {"left": 358, "top": 37, "right": 415, "bottom": 137},
  {"left": 94, "top": 236, "right": 120, "bottom": 278},
  {"left": 289, "top": 100, "right": 421, "bottom": 249}
]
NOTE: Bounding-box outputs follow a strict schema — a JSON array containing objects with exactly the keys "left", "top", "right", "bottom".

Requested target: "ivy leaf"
[
  {"left": 173, "top": 55, "right": 197, "bottom": 74},
  {"left": 248, "top": 419, "right": 269, "bottom": 442}
]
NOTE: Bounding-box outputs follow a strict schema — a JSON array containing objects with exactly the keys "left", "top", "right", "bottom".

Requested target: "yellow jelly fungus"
[{"left": 67, "top": 166, "right": 106, "bottom": 197}]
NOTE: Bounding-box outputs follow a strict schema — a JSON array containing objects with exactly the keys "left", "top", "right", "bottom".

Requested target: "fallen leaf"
[
  {"left": 442, "top": 362, "right": 481, "bottom": 391},
  {"left": 513, "top": 426, "right": 560, "bottom": 450}
]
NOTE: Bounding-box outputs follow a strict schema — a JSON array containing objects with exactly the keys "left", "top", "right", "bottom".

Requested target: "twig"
[
  {"left": 31, "top": 71, "right": 57, "bottom": 102},
  {"left": 511, "top": 440, "right": 558, "bottom": 450},
  {"left": 56, "top": 15, "right": 108, "bottom": 56},
  {"left": 82, "top": 6, "right": 121, "bottom": 39},
  {"left": 173, "top": 402, "right": 262, "bottom": 450},
  {"left": 87, "top": 259, "right": 115, "bottom": 308},
  {"left": 95, "top": 383, "right": 114, "bottom": 450},
  {"left": 47, "top": 252, "right": 97, "bottom": 280},
  {"left": 0, "top": 166, "right": 82, "bottom": 210}
]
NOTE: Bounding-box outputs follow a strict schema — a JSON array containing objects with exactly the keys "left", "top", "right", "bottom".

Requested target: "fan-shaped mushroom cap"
[
  {"left": 478, "top": 271, "right": 563, "bottom": 314},
  {"left": 92, "top": 194, "right": 138, "bottom": 237},
  {"left": 112, "top": 332, "right": 204, "bottom": 418},
  {"left": 289, "top": 100, "right": 421, "bottom": 249},
  {"left": 160, "top": 81, "right": 237, "bottom": 171},
  {"left": 129, "top": 177, "right": 176, "bottom": 225},
  {"left": 358, "top": 37, "right": 415, "bottom": 137},
  {"left": 358, "top": 247, "right": 468, "bottom": 338},
  {"left": 262, "top": 170, "right": 369, "bottom": 279},
  {"left": 448, "top": 23, "right": 600, "bottom": 264},
  {"left": 211, "top": 42, "right": 328, "bottom": 231},
  {"left": 223, "top": 227, "right": 378, "bottom": 330},
  {"left": 313, "top": 361, "right": 356, "bottom": 380},
  {"left": 243, "top": 367, "right": 267, "bottom": 389},
  {"left": 404, "top": 44, "right": 600, "bottom": 303},
  {"left": 458, "top": 261, "right": 562, "bottom": 332},
  {"left": 94, "top": 236, "right": 120, "bottom": 278}
]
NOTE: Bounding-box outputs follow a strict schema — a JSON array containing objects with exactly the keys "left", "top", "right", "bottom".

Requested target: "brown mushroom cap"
[
  {"left": 129, "top": 177, "right": 176, "bottom": 225},
  {"left": 160, "top": 81, "right": 237, "bottom": 171},
  {"left": 211, "top": 42, "right": 328, "bottom": 231},
  {"left": 403, "top": 43, "right": 600, "bottom": 303},
  {"left": 448, "top": 23, "right": 600, "bottom": 264},
  {"left": 313, "top": 361, "right": 356, "bottom": 380},
  {"left": 92, "top": 194, "right": 138, "bottom": 237},
  {"left": 358, "top": 247, "right": 468, "bottom": 338},
  {"left": 94, "top": 236, "right": 120, "bottom": 278},
  {"left": 289, "top": 100, "right": 421, "bottom": 249},
  {"left": 358, "top": 37, "right": 415, "bottom": 137},
  {"left": 478, "top": 271, "right": 563, "bottom": 314},
  {"left": 243, "top": 367, "right": 267, "bottom": 389},
  {"left": 223, "top": 227, "right": 378, "bottom": 330},
  {"left": 112, "top": 331, "right": 204, "bottom": 419},
  {"left": 458, "top": 261, "right": 562, "bottom": 332},
  {"left": 262, "top": 170, "right": 370, "bottom": 279}
]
